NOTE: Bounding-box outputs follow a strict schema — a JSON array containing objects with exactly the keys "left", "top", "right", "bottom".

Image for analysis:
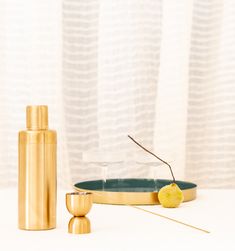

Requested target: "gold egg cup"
[{"left": 66, "top": 192, "right": 93, "bottom": 234}]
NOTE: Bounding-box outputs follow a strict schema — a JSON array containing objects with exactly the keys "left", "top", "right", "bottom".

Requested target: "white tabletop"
[{"left": 0, "top": 188, "right": 234, "bottom": 251}]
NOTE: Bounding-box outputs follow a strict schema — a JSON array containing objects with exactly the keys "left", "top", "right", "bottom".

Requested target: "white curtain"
[
  {"left": 0, "top": 0, "right": 235, "bottom": 188},
  {"left": 186, "top": 0, "right": 235, "bottom": 187},
  {"left": 63, "top": 0, "right": 161, "bottom": 184}
]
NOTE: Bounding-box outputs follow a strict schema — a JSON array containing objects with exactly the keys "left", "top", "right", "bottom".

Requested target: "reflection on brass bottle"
[{"left": 18, "top": 105, "right": 57, "bottom": 230}]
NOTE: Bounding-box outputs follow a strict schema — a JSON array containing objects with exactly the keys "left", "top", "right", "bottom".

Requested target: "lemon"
[{"left": 158, "top": 183, "right": 184, "bottom": 208}]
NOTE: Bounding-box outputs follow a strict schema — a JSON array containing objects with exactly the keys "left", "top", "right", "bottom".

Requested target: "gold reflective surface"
[
  {"left": 68, "top": 217, "right": 91, "bottom": 234},
  {"left": 74, "top": 187, "right": 196, "bottom": 205},
  {"left": 66, "top": 192, "right": 93, "bottom": 234},
  {"left": 18, "top": 105, "right": 57, "bottom": 230},
  {"left": 26, "top": 105, "right": 48, "bottom": 130},
  {"left": 66, "top": 192, "right": 93, "bottom": 217}
]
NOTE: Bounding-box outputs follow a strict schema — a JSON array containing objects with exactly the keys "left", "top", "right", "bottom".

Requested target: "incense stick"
[
  {"left": 128, "top": 135, "right": 176, "bottom": 183},
  {"left": 130, "top": 205, "right": 210, "bottom": 234}
]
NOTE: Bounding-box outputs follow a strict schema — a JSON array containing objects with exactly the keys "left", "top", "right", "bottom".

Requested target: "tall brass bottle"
[{"left": 18, "top": 105, "right": 57, "bottom": 230}]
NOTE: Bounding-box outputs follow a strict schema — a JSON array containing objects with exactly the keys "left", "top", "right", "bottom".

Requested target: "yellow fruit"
[{"left": 158, "top": 183, "right": 184, "bottom": 208}]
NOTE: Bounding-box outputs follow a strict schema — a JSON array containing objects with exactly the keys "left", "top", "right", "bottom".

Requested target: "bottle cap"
[{"left": 26, "top": 105, "right": 48, "bottom": 130}]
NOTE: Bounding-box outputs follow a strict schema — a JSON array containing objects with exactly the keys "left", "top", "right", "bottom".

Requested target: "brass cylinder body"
[{"left": 18, "top": 106, "right": 57, "bottom": 230}]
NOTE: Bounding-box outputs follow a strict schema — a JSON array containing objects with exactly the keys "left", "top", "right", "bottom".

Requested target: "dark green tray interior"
[{"left": 74, "top": 179, "right": 197, "bottom": 192}]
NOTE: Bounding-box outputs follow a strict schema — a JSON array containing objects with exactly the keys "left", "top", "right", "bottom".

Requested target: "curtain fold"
[
  {"left": 63, "top": 0, "right": 162, "bottom": 183},
  {"left": 63, "top": 0, "right": 100, "bottom": 182},
  {"left": 186, "top": 0, "right": 235, "bottom": 187},
  {"left": 0, "top": 0, "right": 66, "bottom": 186}
]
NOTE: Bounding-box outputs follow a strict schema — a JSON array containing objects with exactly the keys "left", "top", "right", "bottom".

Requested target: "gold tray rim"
[{"left": 74, "top": 182, "right": 197, "bottom": 205}]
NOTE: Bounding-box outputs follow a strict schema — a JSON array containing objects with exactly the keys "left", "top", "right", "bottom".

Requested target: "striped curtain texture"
[
  {"left": 0, "top": 0, "right": 235, "bottom": 188},
  {"left": 186, "top": 0, "right": 235, "bottom": 187},
  {"left": 63, "top": 0, "right": 161, "bottom": 184}
]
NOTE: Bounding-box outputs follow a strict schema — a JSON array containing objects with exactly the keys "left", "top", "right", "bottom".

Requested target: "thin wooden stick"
[
  {"left": 128, "top": 135, "right": 176, "bottom": 183},
  {"left": 75, "top": 189, "right": 210, "bottom": 233},
  {"left": 130, "top": 205, "right": 210, "bottom": 234}
]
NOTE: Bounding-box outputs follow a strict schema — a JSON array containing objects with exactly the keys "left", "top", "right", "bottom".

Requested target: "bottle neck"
[{"left": 26, "top": 106, "right": 48, "bottom": 130}]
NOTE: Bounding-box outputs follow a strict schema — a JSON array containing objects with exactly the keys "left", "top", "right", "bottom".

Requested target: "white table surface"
[{"left": 0, "top": 188, "right": 234, "bottom": 251}]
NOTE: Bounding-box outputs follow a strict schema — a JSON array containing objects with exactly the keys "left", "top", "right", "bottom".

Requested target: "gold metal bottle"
[{"left": 18, "top": 105, "right": 57, "bottom": 230}]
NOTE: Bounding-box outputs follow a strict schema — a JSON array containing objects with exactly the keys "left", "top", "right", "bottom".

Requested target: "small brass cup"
[
  {"left": 66, "top": 192, "right": 93, "bottom": 217},
  {"left": 66, "top": 192, "right": 93, "bottom": 234}
]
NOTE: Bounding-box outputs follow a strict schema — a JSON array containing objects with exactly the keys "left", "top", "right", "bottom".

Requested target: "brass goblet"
[{"left": 66, "top": 192, "right": 93, "bottom": 234}]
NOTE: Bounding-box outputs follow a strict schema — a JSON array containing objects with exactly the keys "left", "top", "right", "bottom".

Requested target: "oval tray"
[{"left": 74, "top": 179, "right": 197, "bottom": 205}]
